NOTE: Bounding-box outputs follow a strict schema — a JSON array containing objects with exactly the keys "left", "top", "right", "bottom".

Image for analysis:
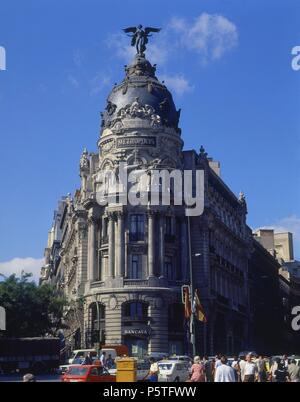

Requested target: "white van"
[
  {"left": 158, "top": 360, "right": 190, "bottom": 382},
  {"left": 68, "top": 349, "right": 97, "bottom": 364}
]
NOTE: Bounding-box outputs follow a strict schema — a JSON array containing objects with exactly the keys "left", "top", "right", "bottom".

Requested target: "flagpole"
[{"left": 187, "top": 214, "right": 196, "bottom": 357}]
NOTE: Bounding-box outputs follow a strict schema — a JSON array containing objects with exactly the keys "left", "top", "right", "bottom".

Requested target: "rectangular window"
[
  {"left": 130, "top": 254, "right": 140, "bottom": 279},
  {"left": 165, "top": 216, "right": 172, "bottom": 236},
  {"left": 130, "top": 214, "right": 145, "bottom": 241},
  {"left": 165, "top": 256, "right": 173, "bottom": 279}
]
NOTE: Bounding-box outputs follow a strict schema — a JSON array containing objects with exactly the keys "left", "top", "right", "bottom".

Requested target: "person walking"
[
  {"left": 203, "top": 356, "right": 214, "bottom": 382},
  {"left": 282, "top": 354, "right": 289, "bottom": 369},
  {"left": 274, "top": 362, "right": 289, "bottom": 382},
  {"left": 100, "top": 351, "right": 107, "bottom": 367},
  {"left": 146, "top": 357, "right": 159, "bottom": 382},
  {"left": 270, "top": 358, "right": 279, "bottom": 382},
  {"left": 215, "top": 354, "right": 222, "bottom": 369},
  {"left": 239, "top": 355, "right": 246, "bottom": 382},
  {"left": 231, "top": 356, "right": 241, "bottom": 382},
  {"left": 243, "top": 354, "right": 258, "bottom": 382},
  {"left": 106, "top": 354, "right": 114, "bottom": 370},
  {"left": 82, "top": 352, "right": 93, "bottom": 365},
  {"left": 256, "top": 355, "right": 267, "bottom": 382},
  {"left": 189, "top": 356, "right": 205, "bottom": 382},
  {"left": 214, "top": 356, "right": 236, "bottom": 382},
  {"left": 288, "top": 359, "right": 300, "bottom": 382}
]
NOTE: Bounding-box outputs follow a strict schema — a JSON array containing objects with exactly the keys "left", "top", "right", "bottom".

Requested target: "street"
[{"left": 0, "top": 374, "right": 61, "bottom": 382}]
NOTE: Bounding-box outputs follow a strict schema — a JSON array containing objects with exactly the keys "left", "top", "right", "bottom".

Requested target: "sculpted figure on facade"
[{"left": 80, "top": 148, "right": 90, "bottom": 171}]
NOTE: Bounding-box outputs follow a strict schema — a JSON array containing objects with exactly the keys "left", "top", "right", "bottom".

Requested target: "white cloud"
[
  {"left": 67, "top": 75, "right": 80, "bottom": 88},
  {"left": 169, "top": 13, "right": 238, "bottom": 62},
  {"left": 0, "top": 257, "right": 44, "bottom": 283},
  {"left": 90, "top": 73, "right": 111, "bottom": 96},
  {"left": 106, "top": 33, "right": 136, "bottom": 63},
  {"left": 159, "top": 74, "right": 194, "bottom": 96},
  {"left": 108, "top": 16, "right": 238, "bottom": 66},
  {"left": 256, "top": 215, "right": 300, "bottom": 259},
  {"left": 106, "top": 15, "right": 238, "bottom": 97}
]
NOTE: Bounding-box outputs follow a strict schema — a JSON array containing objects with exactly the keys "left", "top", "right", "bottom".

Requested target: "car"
[
  {"left": 168, "top": 355, "right": 192, "bottom": 364},
  {"left": 158, "top": 360, "right": 190, "bottom": 382},
  {"left": 61, "top": 364, "right": 116, "bottom": 382},
  {"left": 143, "top": 352, "right": 168, "bottom": 362},
  {"left": 288, "top": 355, "right": 300, "bottom": 365},
  {"left": 59, "top": 358, "right": 85, "bottom": 374},
  {"left": 136, "top": 360, "right": 151, "bottom": 381},
  {"left": 238, "top": 351, "right": 258, "bottom": 358}
]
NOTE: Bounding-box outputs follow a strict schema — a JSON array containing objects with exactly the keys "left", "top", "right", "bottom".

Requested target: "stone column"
[
  {"left": 159, "top": 213, "right": 165, "bottom": 277},
  {"left": 105, "top": 300, "right": 122, "bottom": 345},
  {"left": 87, "top": 214, "right": 97, "bottom": 282},
  {"left": 116, "top": 212, "right": 125, "bottom": 277},
  {"left": 101, "top": 216, "right": 106, "bottom": 238},
  {"left": 148, "top": 299, "right": 169, "bottom": 354},
  {"left": 108, "top": 213, "right": 115, "bottom": 278},
  {"left": 148, "top": 212, "right": 155, "bottom": 277}
]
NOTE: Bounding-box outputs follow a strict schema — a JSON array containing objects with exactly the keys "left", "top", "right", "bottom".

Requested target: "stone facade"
[{"left": 41, "top": 52, "right": 253, "bottom": 357}]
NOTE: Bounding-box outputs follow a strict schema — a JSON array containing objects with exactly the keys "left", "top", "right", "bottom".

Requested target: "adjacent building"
[{"left": 253, "top": 228, "right": 300, "bottom": 353}]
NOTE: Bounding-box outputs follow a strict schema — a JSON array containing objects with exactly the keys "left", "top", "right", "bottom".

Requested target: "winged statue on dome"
[{"left": 123, "top": 25, "right": 161, "bottom": 56}]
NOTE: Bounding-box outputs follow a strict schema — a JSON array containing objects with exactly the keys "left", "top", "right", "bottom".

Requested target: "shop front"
[{"left": 122, "top": 328, "right": 150, "bottom": 358}]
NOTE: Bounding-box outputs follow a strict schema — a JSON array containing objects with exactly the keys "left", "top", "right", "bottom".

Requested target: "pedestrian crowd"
[
  {"left": 62, "top": 350, "right": 300, "bottom": 383},
  {"left": 187, "top": 353, "right": 300, "bottom": 382},
  {"left": 81, "top": 351, "right": 116, "bottom": 369}
]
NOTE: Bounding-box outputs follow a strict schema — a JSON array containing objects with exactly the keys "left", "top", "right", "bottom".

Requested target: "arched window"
[
  {"left": 89, "top": 302, "right": 105, "bottom": 344},
  {"left": 122, "top": 301, "right": 148, "bottom": 322}
]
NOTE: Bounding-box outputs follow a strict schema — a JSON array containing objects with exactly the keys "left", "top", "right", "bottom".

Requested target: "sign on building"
[{"left": 0, "top": 306, "right": 6, "bottom": 331}]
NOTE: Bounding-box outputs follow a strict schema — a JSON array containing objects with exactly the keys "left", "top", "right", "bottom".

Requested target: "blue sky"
[{"left": 0, "top": 0, "right": 299, "bottom": 278}]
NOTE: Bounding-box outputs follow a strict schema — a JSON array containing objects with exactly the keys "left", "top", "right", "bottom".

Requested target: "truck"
[
  {"left": 67, "top": 344, "right": 128, "bottom": 364},
  {"left": 59, "top": 344, "right": 129, "bottom": 373},
  {"left": 0, "top": 337, "right": 61, "bottom": 374}
]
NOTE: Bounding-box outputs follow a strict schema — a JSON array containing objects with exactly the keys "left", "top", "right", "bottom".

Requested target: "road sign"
[{"left": 0, "top": 306, "right": 6, "bottom": 331}]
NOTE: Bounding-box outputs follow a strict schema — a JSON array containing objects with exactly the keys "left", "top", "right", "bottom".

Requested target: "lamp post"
[{"left": 187, "top": 215, "right": 196, "bottom": 357}]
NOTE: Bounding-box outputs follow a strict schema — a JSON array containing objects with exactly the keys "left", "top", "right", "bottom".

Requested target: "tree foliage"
[{"left": 0, "top": 272, "right": 68, "bottom": 337}]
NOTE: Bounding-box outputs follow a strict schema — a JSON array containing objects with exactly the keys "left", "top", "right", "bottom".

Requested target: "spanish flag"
[
  {"left": 193, "top": 289, "right": 207, "bottom": 323},
  {"left": 183, "top": 286, "right": 192, "bottom": 319}
]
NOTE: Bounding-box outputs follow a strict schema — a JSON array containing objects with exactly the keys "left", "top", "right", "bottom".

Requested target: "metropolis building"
[{"left": 40, "top": 39, "right": 253, "bottom": 357}]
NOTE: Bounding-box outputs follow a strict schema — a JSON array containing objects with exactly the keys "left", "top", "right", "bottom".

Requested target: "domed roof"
[{"left": 101, "top": 55, "right": 181, "bottom": 131}]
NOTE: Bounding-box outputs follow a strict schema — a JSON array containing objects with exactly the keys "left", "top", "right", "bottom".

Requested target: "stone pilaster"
[
  {"left": 116, "top": 212, "right": 125, "bottom": 277},
  {"left": 102, "top": 295, "right": 123, "bottom": 345},
  {"left": 147, "top": 211, "right": 155, "bottom": 277},
  {"left": 76, "top": 217, "right": 88, "bottom": 288},
  {"left": 108, "top": 213, "right": 115, "bottom": 278},
  {"left": 159, "top": 213, "right": 165, "bottom": 277},
  {"left": 87, "top": 213, "right": 98, "bottom": 282},
  {"left": 148, "top": 300, "right": 169, "bottom": 354}
]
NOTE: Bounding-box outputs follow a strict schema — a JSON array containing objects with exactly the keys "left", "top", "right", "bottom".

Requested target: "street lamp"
[{"left": 187, "top": 215, "right": 196, "bottom": 357}]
